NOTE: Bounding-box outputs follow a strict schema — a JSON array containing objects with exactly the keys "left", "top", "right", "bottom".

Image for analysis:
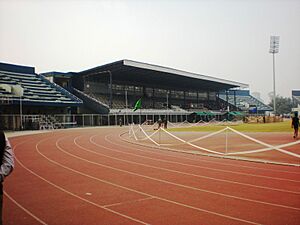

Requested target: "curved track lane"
[{"left": 4, "top": 127, "right": 300, "bottom": 225}]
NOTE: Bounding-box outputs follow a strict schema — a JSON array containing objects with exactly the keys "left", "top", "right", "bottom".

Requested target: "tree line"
[{"left": 268, "top": 96, "right": 298, "bottom": 115}]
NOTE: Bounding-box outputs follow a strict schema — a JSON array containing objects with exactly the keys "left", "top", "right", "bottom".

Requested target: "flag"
[{"left": 133, "top": 98, "right": 142, "bottom": 111}]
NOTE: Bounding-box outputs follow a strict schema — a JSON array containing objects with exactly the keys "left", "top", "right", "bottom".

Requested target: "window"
[
  {"left": 209, "top": 92, "right": 216, "bottom": 100},
  {"left": 198, "top": 92, "right": 208, "bottom": 100}
]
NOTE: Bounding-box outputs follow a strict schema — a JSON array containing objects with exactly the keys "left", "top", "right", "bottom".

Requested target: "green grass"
[{"left": 169, "top": 120, "right": 292, "bottom": 133}]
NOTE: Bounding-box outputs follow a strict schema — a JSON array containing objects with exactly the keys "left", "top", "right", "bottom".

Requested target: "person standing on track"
[
  {"left": 0, "top": 131, "right": 14, "bottom": 225},
  {"left": 157, "top": 118, "right": 162, "bottom": 129},
  {"left": 291, "top": 112, "right": 299, "bottom": 139}
]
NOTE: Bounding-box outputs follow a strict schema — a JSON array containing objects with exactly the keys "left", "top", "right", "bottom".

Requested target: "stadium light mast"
[{"left": 269, "top": 35, "right": 280, "bottom": 114}]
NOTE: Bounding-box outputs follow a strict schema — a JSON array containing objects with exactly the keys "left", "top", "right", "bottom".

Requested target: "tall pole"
[
  {"left": 272, "top": 53, "right": 276, "bottom": 114},
  {"left": 269, "top": 35, "right": 279, "bottom": 115}
]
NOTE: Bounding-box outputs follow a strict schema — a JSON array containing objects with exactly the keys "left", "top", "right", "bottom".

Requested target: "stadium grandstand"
[
  {"left": 0, "top": 62, "right": 82, "bottom": 130},
  {"left": 292, "top": 90, "right": 300, "bottom": 115},
  {"left": 1, "top": 60, "right": 272, "bottom": 130},
  {"left": 43, "top": 60, "right": 253, "bottom": 122},
  {"left": 292, "top": 90, "right": 300, "bottom": 107},
  {"left": 218, "top": 90, "right": 272, "bottom": 113}
]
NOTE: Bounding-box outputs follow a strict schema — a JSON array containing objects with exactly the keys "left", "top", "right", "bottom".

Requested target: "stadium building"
[
  {"left": 0, "top": 60, "right": 272, "bottom": 130},
  {"left": 292, "top": 90, "right": 300, "bottom": 114},
  {"left": 292, "top": 90, "right": 300, "bottom": 107}
]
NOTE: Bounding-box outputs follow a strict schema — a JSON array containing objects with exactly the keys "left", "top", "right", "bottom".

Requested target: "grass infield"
[{"left": 169, "top": 120, "right": 293, "bottom": 133}]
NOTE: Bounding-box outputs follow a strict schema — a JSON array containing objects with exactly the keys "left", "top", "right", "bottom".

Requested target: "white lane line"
[
  {"left": 227, "top": 127, "right": 300, "bottom": 158},
  {"left": 95, "top": 134, "right": 300, "bottom": 184},
  {"left": 19, "top": 136, "right": 149, "bottom": 225},
  {"left": 5, "top": 139, "right": 48, "bottom": 225},
  {"left": 60, "top": 135, "right": 300, "bottom": 211},
  {"left": 103, "top": 197, "right": 154, "bottom": 208},
  {"left": 115, "top": 132, "right": 300, "bottom": 175},
  {"left": 42, "top": 135, "right": 262, "bottom": 225},
  {"left": 74, "top": 135, "right": 300, "bottom": 195},
  {"left": 4, "top": 191, "right": 48, "bottom": 225}
]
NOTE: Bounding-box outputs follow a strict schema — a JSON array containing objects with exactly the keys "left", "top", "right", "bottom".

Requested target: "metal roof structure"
[
  {"left": 41, "top": 71, "right": 75, "bottom": 78},
  {"left": 79, "top": 59, "right": 248, "bottom": 91}
]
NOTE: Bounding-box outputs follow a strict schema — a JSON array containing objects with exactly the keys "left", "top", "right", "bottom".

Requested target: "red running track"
[{"left": 3, "top": 127, "right": 300, "bottom": 225}]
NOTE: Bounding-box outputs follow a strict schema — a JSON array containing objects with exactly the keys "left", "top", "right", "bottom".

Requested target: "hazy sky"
[{"left": 0, "top": 0, "right": 299, "bottom": 103}]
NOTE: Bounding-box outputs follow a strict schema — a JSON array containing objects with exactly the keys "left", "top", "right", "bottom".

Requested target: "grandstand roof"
[
  {"left": 41, "top": 71, "right": 75, "bottom": 78},
  {"left": 0, "top": 62, "right": 35, "bottom": 74},
  {"left": 79, "top": 59, "right": 248, "bottom": 91}
]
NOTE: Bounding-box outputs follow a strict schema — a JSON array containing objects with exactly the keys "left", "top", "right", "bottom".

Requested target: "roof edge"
[{"left": 123, "top": 59, "right": 248, "bottom": 88}]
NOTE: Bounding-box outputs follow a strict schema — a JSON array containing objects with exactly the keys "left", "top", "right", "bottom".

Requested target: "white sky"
[{"left": 0, "top": 0, "right": 299, "bottom": 103}]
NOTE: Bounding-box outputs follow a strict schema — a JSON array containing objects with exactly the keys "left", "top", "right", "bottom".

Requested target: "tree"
[{"left": 268, "top": 96, "right": 293, "bottom": 115}]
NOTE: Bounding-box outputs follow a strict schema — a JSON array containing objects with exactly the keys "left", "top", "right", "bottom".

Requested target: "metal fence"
[{"left": 0, "top": 113, "right": 191, "bottom": 131}]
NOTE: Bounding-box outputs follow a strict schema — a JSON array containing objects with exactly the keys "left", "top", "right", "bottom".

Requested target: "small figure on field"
[
  {"left": 164, "top": 118, "right": 168, "bottom": 129},
  {"left": 291, "top": 112, "right": 299, "bottom": 139},
  {"left": 157, "top": 118, "right": 162, "bottom": 129}
]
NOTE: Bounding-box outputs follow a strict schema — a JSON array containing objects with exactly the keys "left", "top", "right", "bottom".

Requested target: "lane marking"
[
  {"left": 57, "top": 135, "right": 300, "bottom": 211},
  {"left": 35, "top": 135, "right": 262, "bottom": 225},
  {"left": 9, "top": 130, "right": 299, "bottom": 225},
  {"left": 4, "top": 191, "right": 48, "bottom": 225},
  {"left": 74, "top": 135, "right": 300, "bottom": 195},
  {"left": 97, "top": 134, "right": 300, "bottom": 184},
  {"left": 103, "top": 197, "right": 154, "bottom": 208},
  {"left": 116, "top": 131, "right": 300, "bottom": 175},
  {"left": 5, "top": 139, "right": 48, "bottom": 225},
  {"left": 15, "top": 136, "right": 149, "bottom": 225}
]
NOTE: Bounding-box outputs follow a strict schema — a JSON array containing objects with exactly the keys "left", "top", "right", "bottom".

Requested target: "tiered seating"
[
  {"left": 293, "top": 96, "right": 300, "bottom": 108},
  {"left": 0, "top": 71, "right": 82, "bottom": 105},
  {"left": 218, "top": 90, "right": 272, "bottom": 112},
  {"left": 88, "top": 93, "right": 110, "bottom": 106},
  {"left": 293, "top": 96, "right": 300, "bottom": 104},
  {"left": 84, "top": 92, "right": 188, "bottom": 111},
  {"left": 292, "top": 91, "right": 300, "bottom": 106}
]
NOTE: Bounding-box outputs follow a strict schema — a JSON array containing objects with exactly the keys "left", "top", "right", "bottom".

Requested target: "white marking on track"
[
  {"left": 103, "top": 197, "right": 154, "bottom": 208},
  {"left": 97, "top": 133, "right": 300, "bottom": 183},
  {"left": 75, "top": 134, "right": 300, "bottom": 194},
  {"left": 5, "top": 139, "right": 48, "bottom": 225},
  {"left": 115, "top": 131, "right": 300, "bottom": 175},
  {"left": 57, "top": 135, "right": 300, "bottom": 211},
  {"left": 36, "top": 135, "right": 262, "bottom": 225},
  {"left": 17, "top": 136, "right": 150, "bottom": 225},
  {"left": 4, "top": 191, "right": 48, "bottom": 225}
]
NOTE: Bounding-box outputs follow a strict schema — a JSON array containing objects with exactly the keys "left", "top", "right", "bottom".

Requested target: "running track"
[{"left": 3, "top": 127, "right": 300, "bottom": 225}]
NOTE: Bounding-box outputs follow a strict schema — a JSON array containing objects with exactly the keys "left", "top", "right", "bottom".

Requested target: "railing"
[
  {"left": 218, "top": 95, "right": 272, "bottom": 111},
  {"left": 39, "top": 75, "right": 83, "bottom": 103},
  {"left": 0, "top": 112, "right": 195, "bottom": 131},
  {"left": 71, "top": 88, "right": 109, "bottom": 113}
]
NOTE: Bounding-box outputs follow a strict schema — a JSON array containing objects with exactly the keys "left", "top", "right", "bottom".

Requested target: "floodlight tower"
[{"left": 269, "top": 36, "right": 280, "bottom": 114}]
